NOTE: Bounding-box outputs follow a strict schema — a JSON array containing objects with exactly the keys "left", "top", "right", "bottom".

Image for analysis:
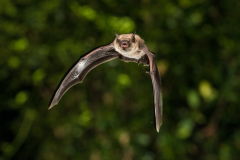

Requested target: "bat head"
[{"left": 114, "top": 32, "right": 138, "bottom": 52}]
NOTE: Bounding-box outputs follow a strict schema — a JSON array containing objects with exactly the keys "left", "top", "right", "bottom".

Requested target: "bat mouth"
[{"left": 121, "top": 42, "right": 128, "bottom": 48}]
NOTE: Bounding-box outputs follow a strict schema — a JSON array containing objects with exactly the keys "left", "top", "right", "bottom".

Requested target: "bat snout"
[{"left": 121, "top": 42, "right": 128, "bottom": 48}]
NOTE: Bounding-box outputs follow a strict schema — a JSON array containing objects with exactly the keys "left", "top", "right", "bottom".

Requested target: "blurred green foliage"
[{"left": 1, "top": 0, "right": 240, "bottom": 159}]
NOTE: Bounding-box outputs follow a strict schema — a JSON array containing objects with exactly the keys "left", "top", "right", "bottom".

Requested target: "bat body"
[{"left": 49, "top": 32, "right": 163, "bottom": 132}]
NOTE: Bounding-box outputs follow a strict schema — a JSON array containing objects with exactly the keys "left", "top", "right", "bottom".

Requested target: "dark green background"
[{"left": 1, "top": 0, "right": 240, "bottom": 159}]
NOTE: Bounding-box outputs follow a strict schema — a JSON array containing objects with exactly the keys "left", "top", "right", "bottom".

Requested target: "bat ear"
[
  {"left": 132, "top": 31, "right": 136, "bottom": 43},
  {"left": 114, "top": 31, "right": 119, "bottom": 38}
]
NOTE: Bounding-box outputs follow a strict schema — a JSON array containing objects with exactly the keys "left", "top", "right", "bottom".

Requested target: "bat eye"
[{"left": 122, "top": 42, "right": 128, "bottom": 48}]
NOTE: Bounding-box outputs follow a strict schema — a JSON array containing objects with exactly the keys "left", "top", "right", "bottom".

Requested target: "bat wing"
[
  {"left": 49, "top": 44, "right": 119, "bottom": 109},
  {"left": 140, "top": 43, "right": 163, "bottom": 132}
]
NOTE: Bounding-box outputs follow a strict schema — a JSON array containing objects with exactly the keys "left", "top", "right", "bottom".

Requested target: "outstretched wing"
[
  {"left": 141, "top": 43, "right": 163, "bottom": 132},
  {"left": 49, "top": 44, "right": 119, "bottom": 109}
]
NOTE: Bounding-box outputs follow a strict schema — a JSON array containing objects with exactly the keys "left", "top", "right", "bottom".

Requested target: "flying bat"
[{"left": 49, "top": 31, "right": 163, "bottom": 132}]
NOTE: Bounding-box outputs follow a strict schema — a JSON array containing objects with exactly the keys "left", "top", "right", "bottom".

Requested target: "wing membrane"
[
  {"left": 141, "top": 44, "right": 163, "bottom": 132},
  {"left": 49, "top": 44, "right": 119, "bottom": 109}
]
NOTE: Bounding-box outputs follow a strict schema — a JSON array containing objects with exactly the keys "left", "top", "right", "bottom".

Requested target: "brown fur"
[
  {"left": 114, "top": 34, "right": 144, "bottom": 51},
  {"left": 113, "top": 33, "right": 146, "bottom": 60}
]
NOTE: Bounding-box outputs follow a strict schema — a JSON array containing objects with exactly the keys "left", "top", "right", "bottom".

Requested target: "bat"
[{"left": 49, "top": 31, "right": 163, "bottom": 132}]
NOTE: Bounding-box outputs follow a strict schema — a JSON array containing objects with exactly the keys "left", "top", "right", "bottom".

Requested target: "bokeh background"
[{"left": 1, "top": 0, "right": 240, "bottom": 159}]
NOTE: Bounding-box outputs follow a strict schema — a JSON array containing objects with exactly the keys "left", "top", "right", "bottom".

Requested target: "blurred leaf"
[
  {"left": 109, "top": 16, "right": 135, "bottom": 33},
  {"left": 220, "top": 144, "right": 231, "bottom": 160},
  {"left": 157, "top": 60, "right": 169, "bottom": 76},
  {"left": 176, "top": 119, "right": 194, "bottom": 139},
  {"left": 190, "top": 12, "right": 203, "bottom": 25},
  {"left": 135, "top": 134, "right": 150, "bottom": 146},
  {"left": 199, "top": 80, "right": 218, "bottom": 102},
  {"left": 186, "top": 90, "right": 200, "bottom": 109},
  {"left": 32, "top": 69, "right": 45, "bottom": 84},
  {"left": 79, "top": 109, "right": 93, "bottom": 126},
  {"left": 119, "top": 131, "right": 130, "bottom": 147},
  {"left": 191, "top": 111, "right": 206, "bottom": 124},
  {"left": 117, "top": 73, "right": 131, "bottom": 86},
  {"left": 10, "top": 38, "right": 28, "bottom": 51},
  {"left": 15, "top": 91, "right": 28, "bottom": 105},
  {"left": 8, "top": 56, "right": 20, "bottom": 69}
]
